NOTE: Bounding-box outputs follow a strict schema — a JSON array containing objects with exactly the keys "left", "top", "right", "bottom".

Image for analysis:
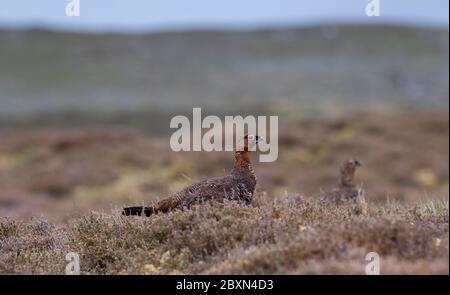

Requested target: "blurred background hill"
[{"left": 0, "top": 25, "right": 448, "bottom": 129}]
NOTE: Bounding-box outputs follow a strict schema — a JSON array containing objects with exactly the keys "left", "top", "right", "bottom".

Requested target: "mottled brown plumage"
[
  {"left": 322, "top": 159, "right": 362, "bottom": 204},
  {"left": 123, "top": 134, "right": 260, "bottom": 217}
]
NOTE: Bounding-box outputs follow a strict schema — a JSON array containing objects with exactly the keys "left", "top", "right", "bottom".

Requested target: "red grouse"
[
  {"left": 322, "top": 159, "right": 363, "bottom": 204},
  {"left": 123, "top": 134, "right": 261, "bottom": 216}
]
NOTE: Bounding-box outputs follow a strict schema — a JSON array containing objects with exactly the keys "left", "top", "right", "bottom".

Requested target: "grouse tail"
[{"left": 122, "top": 206, "right": 154, "bottom": 217}]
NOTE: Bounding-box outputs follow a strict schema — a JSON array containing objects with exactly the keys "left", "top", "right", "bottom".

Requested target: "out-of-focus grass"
[
  {"left": 0, "top": 152, "right": 28, "bottom": 169},
  {"left": 0, "top": 107, "right": 448, "bottom": 218}
]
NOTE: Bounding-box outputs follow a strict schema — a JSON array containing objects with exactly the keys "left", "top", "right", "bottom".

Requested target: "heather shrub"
[
  {"left": 0, "top": 218, "right": 67, "bottom": 274},
  {"left": 0, "top": 195, "right": 448, "bottom": 274}
]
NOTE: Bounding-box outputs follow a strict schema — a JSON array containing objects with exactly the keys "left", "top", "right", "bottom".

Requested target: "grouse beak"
[{"left": 355, "top": 160, "right": 362, "bottom": 167}]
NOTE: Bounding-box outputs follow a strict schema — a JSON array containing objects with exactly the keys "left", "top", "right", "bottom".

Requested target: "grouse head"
[
  {"left": 340, "top": 158, "right": 362, "bottom": 187},
  {"left": 241, "top": 133, "right": 263, "bottom": 151},
  {"left": 343, "top": 159, "right": 362, "bottom": 169}
]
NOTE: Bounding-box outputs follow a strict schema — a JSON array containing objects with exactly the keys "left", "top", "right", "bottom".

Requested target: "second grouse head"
[
  {"left": 341, "top": 159, "right": 362, "bottom": 176},
  {"left": 343, "top": 159, "right": 362, "bottom": 170},
  {"left": 339, "top": 158, "right": 362, "bottom": 188}
]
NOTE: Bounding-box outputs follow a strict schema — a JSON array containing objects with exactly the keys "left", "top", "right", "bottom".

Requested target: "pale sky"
[{"left": 0, "top": 0, "right": 448, "bottom": 32}]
